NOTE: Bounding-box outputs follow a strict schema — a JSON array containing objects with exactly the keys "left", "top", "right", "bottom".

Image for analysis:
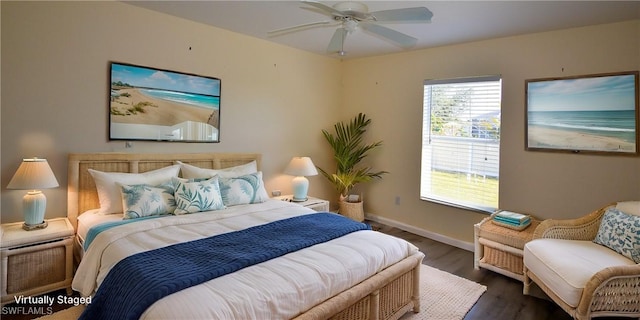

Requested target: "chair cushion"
[{"left": 524, "top": 239, "right": 636, "bottom": 308}]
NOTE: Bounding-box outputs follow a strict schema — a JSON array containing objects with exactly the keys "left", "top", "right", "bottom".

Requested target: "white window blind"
[{"left": 420, "top": 76, "right": 501, "bottom": 213}]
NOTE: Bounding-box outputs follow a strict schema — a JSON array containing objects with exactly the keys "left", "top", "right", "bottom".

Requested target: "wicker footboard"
[{"left": 295, "top": 251, "right": 425, "bottom": 320}]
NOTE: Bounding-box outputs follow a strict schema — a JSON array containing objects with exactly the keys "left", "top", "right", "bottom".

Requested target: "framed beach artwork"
[
  {"left": 109, "top": 62, "right": 221, "bottom": 142},
  {"left": 525, "top": 71, "right": 639, "bottom": 155}
]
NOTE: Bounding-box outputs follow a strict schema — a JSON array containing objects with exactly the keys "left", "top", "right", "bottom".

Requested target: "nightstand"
[
  {"left": 473, "top": 214, "right": 540, "bottom": 282},
  {"left": 1, "top": 218, "right": 74, "bottom": 305},
  {"left": 274, "top": 195, "right": 330, "bottom": 212}
]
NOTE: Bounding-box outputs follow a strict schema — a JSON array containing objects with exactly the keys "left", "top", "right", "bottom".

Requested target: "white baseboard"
[{"left": 365, "top": 213, "right": 475, "bottom": 252}]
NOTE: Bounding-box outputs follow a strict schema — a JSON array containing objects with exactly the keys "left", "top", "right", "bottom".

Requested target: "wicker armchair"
[{"left": 523, "top": 202, "right": 640, "bottom": 320}]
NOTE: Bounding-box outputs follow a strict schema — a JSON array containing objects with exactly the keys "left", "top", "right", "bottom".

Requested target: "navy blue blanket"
[{"left": 79, "top": 212, "right": 370, "bottom": 320}]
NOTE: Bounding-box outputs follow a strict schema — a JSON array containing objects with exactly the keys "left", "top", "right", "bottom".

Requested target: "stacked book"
[{"left": 492, "top": 210, "right": 531, "bottom": 230}]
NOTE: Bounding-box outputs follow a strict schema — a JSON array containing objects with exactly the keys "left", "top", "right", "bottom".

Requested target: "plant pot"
[{"left": 339, "top": 195, "right": 364, "bottom": 222}]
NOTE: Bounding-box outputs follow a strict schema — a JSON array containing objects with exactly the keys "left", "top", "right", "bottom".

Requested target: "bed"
[{"left": 68, "top": 152, "right": 425, "bottom": 320}]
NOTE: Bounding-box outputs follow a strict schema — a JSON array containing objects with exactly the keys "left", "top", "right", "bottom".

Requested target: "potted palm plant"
[{"left": 317, "top": 113, "right": 387, "bottom": 221}]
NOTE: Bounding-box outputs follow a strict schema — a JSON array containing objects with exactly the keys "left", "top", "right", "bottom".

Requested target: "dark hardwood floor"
[{"left": 371, "top": 221, "right": 631, "bottom": 320}]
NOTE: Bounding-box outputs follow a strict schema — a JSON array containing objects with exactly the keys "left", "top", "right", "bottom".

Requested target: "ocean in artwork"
[
  {"left": 528, "top": 110, "right": 636, "bottom": 143},
  {"left": 139, "top": 89, "right": 220, "bottom": 110}
]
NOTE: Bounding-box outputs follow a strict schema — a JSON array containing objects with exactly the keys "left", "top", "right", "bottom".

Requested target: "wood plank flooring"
[{"left": 371, "top": 221, "right": 631, "bottom": 320}]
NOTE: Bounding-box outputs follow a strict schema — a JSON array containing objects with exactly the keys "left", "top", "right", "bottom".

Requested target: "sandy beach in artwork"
[
  {"left": 528, "top": 125, "right": 635, "bottom": 152},
  {"left": 110, "top": 88, "right": 217, "bottom": 128}
]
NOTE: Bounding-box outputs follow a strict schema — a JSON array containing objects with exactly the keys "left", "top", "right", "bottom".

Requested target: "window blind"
[{"left": 420, "top": 76, "right": 501, "bottom": 212}]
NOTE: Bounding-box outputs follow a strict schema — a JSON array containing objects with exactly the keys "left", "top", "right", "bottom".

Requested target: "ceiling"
[{"left": 126, "top": 1, "right": 640, "bottom": 59}]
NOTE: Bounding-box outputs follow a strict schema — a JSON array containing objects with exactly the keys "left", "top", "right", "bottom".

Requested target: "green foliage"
[
  {"left": 428, "top": 86, "right": 500, "bottom": 140},
  {"left": 111, "top": 81, "right": 132, "bottom": 88},
  {"left": 126, "top": 101, "right": 156, "bottom": 115},
  {"left": 110, "top": 107, "right": 125, "bottom": 116},
  {"left": 430, "top": 170, "right": 498, "bottom": 208},
  {"left": 317, "top": 113, "right": 388, "bottom": 197},
  {"left": 429, "top": 86, "right": 471, "bottom": 136}
]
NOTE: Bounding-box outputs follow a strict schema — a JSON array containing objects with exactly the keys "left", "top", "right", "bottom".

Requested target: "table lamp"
[
  {"left": 284, "top": 157, "right": 318, "bottom": 202},
  {"left": 7, "top": 158, "right": 59, "bottom": 230}
]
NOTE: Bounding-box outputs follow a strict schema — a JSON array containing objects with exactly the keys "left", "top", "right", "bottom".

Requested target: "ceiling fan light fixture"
[
  {"left": 270, "top": 1, "right": 433, "bottom": 56},
  {"left": 344, "top": 19, "right": 358, "bottom": 33}
]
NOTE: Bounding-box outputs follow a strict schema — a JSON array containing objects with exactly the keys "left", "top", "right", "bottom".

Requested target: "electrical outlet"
[
  {"left": 395, "top": 196, "right": 401, "bottom": 205},
  {"left": 272, "top": 190, "right": 281, "bottom": 197}
]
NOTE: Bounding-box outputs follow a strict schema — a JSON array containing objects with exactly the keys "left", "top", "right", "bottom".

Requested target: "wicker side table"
[
  {"left": 473, "top": 214, "right": 539, "bottom": 282},
  {"left": 1, "top": 218, "right": 74, "bottom": 305}
]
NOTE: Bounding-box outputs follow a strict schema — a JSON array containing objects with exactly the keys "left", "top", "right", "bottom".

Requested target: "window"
[{"left": 420, "top": 76, "right": 501, "bottom": 213}]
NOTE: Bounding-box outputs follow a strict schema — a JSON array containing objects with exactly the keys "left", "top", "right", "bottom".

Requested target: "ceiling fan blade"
[
  {"left": 359, "top": 22, "right": 418, "bottom": 48},
  {"left": 371, "top": 7, "right": 433, "bottom": 23},
  {"left": 301, "top": 1, "right": 345, "bottom": 17},
  {"left": 268, "top": 21, "right": 333, "bottom": 36},
  {"left": 327, "top": 28, "right": 348, "bottom": 54}
]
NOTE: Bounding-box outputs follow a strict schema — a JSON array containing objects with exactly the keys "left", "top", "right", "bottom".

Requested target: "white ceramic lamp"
[
  {"left": 284, "top": 157, "right": 318, "bottom": 202},
  {"left": 7, "top": 158, "right": 59, "bottom": 230}
]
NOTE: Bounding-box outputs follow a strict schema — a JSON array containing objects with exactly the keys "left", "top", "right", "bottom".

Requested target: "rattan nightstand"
[
  {"left": 473, "top": 214, "right": 539, "bottom": 282},
  {"left": 1, "top": 218, "right": 74, "bottom": 305},
  {"left": 274, "top": 195, "right": 330, "bottom": 212}
]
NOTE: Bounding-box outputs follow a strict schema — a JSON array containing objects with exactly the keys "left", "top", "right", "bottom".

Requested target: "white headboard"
[{"left": 67, "top": 152, "right": 261, "bottom": 230}]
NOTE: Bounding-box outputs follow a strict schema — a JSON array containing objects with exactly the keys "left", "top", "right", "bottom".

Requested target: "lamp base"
[
  {"left": 291, "top": 176, "right": 310, "bottom": 203},
  {"left": 23, "top": 190, "right": 47, "bottom": 226},
  {"left": 22, "top": 221, "right": 48, "bottom": 231}
]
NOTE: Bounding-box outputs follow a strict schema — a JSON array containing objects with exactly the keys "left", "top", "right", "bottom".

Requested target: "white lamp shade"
[
  {"left": 7, "top": 158, "right": 59, "bottom": 226},
  {"left": 7, "top": 158, "right": 59, "bottom": 190},
  {"left": 284, "top": 157, "right": 317, "bottom": 202},
  {"left": 284, "top": 157, "right": 318, "bottom": 177}
]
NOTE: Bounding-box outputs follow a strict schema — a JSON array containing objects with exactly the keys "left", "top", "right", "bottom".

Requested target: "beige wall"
[
  {"left": 2, "top": 2, "right": 639, "bottom": 247},
  {"left": 1, "top": 1, "right": 341, "bottom": 223},
  {"left": 342, "top": 20, "right": 640, "bottom": 245}
]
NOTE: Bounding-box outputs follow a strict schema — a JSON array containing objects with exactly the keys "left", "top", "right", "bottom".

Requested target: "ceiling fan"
[{"left": 268, "top": 1, "right": 433, "bottom": 56}]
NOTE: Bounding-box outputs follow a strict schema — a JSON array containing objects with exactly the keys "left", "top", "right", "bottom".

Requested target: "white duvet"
[{"left": 72, "top": 200, "right": 420, "bottom": 319}]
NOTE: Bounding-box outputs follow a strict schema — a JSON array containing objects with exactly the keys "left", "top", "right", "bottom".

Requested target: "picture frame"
[
  {"left": 109, "top": 62, "right": 221, "bottom": 142},
  {"left": 525, "top": 71, "right": 639, "bottom": 155}
]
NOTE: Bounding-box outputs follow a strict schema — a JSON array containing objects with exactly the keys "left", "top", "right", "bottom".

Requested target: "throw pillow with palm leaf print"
[
  {"left": 120, "top": 180, "right": 177, "bottom": 219},
  {"left": 174, "top": 176, "right": 225, "bottom": 214},
  {"left": 218, "top": 172, "right": 269, "bottom": 206}
]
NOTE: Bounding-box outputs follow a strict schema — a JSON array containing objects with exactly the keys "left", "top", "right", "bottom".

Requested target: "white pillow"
[
  {"left": 177, "top": 161, "right": 257, "bottom": 179},
  {"left": 89, "top": 165, "right": 180, "bottom": 214}
]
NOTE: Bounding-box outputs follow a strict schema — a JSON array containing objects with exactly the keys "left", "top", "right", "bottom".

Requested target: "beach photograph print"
[
  {"left": 109, "top": 62, "right": 221, "bottom": 142},
  {"left": 526, "top": 71, "right": 638, "bottom": 154}
]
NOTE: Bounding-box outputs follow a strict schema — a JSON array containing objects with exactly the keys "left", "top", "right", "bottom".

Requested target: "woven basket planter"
[{"left": 339, "top": 195, "right": 364, "bottom": 222}]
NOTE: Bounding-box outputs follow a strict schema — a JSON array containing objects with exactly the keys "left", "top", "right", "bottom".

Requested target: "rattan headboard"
[{"left": 67, "top": 152, "right": 261, "bottom": 230}]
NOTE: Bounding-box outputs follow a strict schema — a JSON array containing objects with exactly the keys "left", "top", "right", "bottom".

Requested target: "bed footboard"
[{"left": 295, "top": 251, "right": 425, "bottom": 320}]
